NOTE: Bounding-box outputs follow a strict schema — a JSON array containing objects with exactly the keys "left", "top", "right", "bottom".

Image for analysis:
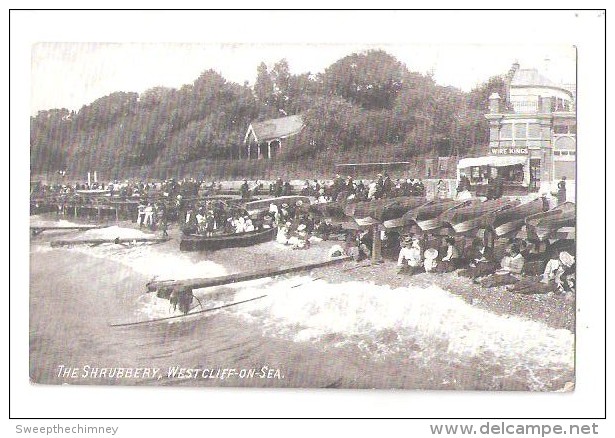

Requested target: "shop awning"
[{"left": 457, "top": 156, "right": 527, "bottom": 169}]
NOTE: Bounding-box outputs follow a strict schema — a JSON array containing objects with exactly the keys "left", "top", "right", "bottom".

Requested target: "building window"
[
  {"left": 514, "top": 123, "right": 528, "bottom": 139},
  {"left": 554, "top": 151, "right": 561, "bottom": 156},
  {"left": 528, "top": 123, "right": 541, "bottom": 138},
  {"left": 554, "top": 124, "right": 577, "bottom": 135},
  {"left": 500, "top": 124, "right": 513, "bottom": 139}
]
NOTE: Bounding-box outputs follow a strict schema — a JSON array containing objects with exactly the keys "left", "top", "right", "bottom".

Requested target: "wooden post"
[
  {"left": 371, "top": 224, "right": 384, "bottom": 264},
  {"left": 115, "top": 206, "right": 119, "bottom": 222},
  {"left": 268, "top": 141, "right": 271, "bottom": 159}
]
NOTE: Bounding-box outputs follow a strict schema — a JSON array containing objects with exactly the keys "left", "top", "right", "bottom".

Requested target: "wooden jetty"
[
  {"left": 146, "top": 255, "right": 352, "bottom": 294},
  {"left": 50, "top": 237, "right": 170, "bottom": 247}
]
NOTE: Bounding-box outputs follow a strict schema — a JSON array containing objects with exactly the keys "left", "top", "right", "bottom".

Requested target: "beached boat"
[
  {"left": 440, "top": 198, "right": 513, "bottom": 234},
  {"left": 525, "top": 202, "right": 576, "bottom": 242},
  {"left": 491, "top": 197, "right": 548, "bottom": 237},
  {"left": 379, "top": 197, "right": 428, "bottom": 228},
  {"left": 345, "top": 198, "right": 391, "bottom": 226},
  {"left": 403, "top": 199, "right": 477, "bottom": 231},
  {"left": 179, "top": 227, "right": 276, "bottom": 251},
  {"left": 244, "top": 195, "right": 313, "bottom": 217}
]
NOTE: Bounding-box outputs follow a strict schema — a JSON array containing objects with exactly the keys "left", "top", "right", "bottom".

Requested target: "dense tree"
[
  {"left": 30, "top": 50, "right": 508, "bottom": 175},
  {"left": 322, "top": 50, "right": 405, "bottom": 110}
]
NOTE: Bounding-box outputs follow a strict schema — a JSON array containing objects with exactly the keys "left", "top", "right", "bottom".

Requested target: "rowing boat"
[
  {"left": 179, "top": 227, "right": 276, "bottom": 251},
  {"left": 244, "top": 195, "right": 313, "bottom": 217},
  {"left": 440, "top": 198, "right": 512, "bottom": 234},
  {"left": 344, "top": 198, "right": 390, "bottom": 226},
  {"left": 525, "top": 202, "right": 576, "bottom": 242},
  {"left": 380, "top": 197, "right": 427, "bottom": 228},
  {"left": 404, "top": 199, "right": 478, "bottom": 231},
  {"left": 491, "top": 197, "right": 548, "bottom": 237}
]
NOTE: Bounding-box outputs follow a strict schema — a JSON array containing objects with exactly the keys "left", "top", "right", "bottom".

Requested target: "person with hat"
[
  {"left": 423, "top": 248, "right": 439, "bottom": 273},
  {"left": 436, "top": 179, "right": 448, "bottom": 200},
  {"left": 434, "top": 236, "right": 461, "bottom": 273},
  {"left": 136, "top": 201, "right": 146, "bottom": 227},
  {"left": 244, "top": 215, "right": 255, "bottom": 232},
  {"left": 479, "top": 243, "right": 525, "bottom": 288},
  {"left": 397, "top": 235, "right": 422, "bottom": 274},
  {"left": 507, "top": 251, "right": 575, "bottom": 295},
  {"left": 458, "top": 239, "right": 498, "bottom": 279},
  {"left": 276, "top": 221, "right": 291, "bottom": 244},
  {"left": 289, "top": 223, "right": 309, "bottom": 249}
]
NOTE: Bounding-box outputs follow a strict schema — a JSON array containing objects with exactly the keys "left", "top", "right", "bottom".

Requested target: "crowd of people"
[
  {"left": 392, "top": 232, "right": 576, "bottom": 296},
  {"left": 299, "top": 173, "right": 426, "bottom": 203}
]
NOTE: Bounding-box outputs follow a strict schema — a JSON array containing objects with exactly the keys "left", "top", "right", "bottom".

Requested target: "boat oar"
[
  {"left": 193, "top": 295, "right": 205, "bottom": 310},
  {"left": 110, "top": 294, "right": 267, "bottom": 327}
]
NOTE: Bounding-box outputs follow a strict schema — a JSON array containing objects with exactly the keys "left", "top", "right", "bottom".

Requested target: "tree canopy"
[{"left": 30, "top": 50, "right": 509, "bottom": 175}]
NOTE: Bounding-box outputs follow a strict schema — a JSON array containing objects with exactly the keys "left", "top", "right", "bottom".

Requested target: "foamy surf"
[
  {"left": 55, "top": 225, "right": 227, "bottom": 281},
  {"left": 224, "top": 278, "right": 574, "bottom": 371}
]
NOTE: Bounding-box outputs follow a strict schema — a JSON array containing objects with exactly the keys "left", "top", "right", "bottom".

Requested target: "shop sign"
[{"left": 490, "top": 147, "right": 528, "bottom": 155}]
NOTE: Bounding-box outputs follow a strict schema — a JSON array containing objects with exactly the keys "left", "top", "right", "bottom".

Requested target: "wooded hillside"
[{"left": 30, "top": 50, "right": 508, "bottom": 177}]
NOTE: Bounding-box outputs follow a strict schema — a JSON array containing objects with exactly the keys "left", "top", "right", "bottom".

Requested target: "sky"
[{"left": 30, "top": 42, "right": 577, "bottom": 115}]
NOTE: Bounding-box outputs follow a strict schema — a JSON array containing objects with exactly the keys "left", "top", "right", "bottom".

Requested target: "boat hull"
[
  {"left": 492, "top": 198, "right": 547, "bottom": 237},
  {"left": 179, "top": 227, "right": 276, "bottom": 251},
  {"left": 525, "top": 202, "right": 576, "bottom": 242},
  {"left": 244, "top": 196, "right": 313, "bottom": 217},
  {"left": 403, "top": 199, "right": 465, "bottom": 231}
]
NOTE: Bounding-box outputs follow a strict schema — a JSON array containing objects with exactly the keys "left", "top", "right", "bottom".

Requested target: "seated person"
[
  {"left": 479, "top": 243, "right": 525, "bottom": 288},
  {"left": 276, "top": 221, "right": 291, "bottom": 244},
  {"left": 234, "top": 216, "right": 246, "bottom": 233},
  {"left": 328, "top": 244, "right": 346, "bottom": 258},
  {"left": 289, "top": 223, "right": 310, "bottom": 250},
  {"left": 244, "top": 216, "right": 255, "bottom": 232},
  {"left": 433, "top": 236, "right": 460, "bottom": 273},
  {"left": 397, "top": 236, "right": 423, "bottom": 275},
  {"left": 508, "top": 251, "right": 575, "bottom": 295},
  {"left": 423, "top": 248, "right": 439, "bottom": 273},
  {"left": 262, "top": 214, "right": 274, "bottom": 229},
  {"left": 458, "top": 240, "right": 499, "bottom": 279}
]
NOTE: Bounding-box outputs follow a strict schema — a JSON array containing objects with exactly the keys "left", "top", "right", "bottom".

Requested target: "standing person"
[
  {"left": 144, "top": 203, "right": 154, "bottom": 228},
  {"left": 137, "top": 202, "right": 146, "bottom": 227},
  {"left": 557, "top": 176, "right": 567, "bottom": 205},
  {"left": 205, "top": 211, "right": 216, "bottom": 237},
  {"left": 436, "top": 179, "right": 448, "bottom": 200},
  {"left": 382, "top": 173, "right": 392, "bottom": 198},
  {"left": 159, "top": 206, "right": 169, "bottom": 238},
  {"left": 283, "top": 181, "right": 292, "bottom": 196},
  {"left": 274, "top": 177, "right": 284, "bottom": 197},
  {"left": 240, "top": 180, "right": 250, "bottom": 200}
]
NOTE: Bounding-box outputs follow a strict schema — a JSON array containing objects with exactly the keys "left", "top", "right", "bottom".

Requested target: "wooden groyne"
[
  {"left": 146, "top": 255, "right": 352, "bottom": 293},
  {"left": 50, "top": 237, "right": 170, "bottom": 247},
  {"left": 31, "top": 225, "right": 102, "bottom": 235}
]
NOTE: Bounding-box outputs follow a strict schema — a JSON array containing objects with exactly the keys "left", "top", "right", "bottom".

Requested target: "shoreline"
[{"left": 30, "top": 214, "right": 575, "bottom": 332}]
